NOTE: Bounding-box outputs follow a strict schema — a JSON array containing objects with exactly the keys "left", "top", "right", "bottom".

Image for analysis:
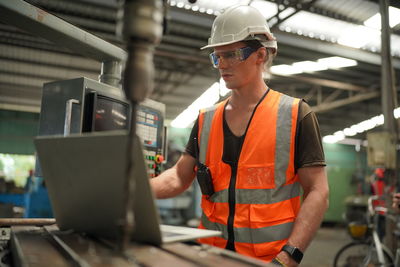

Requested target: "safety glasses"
[{"left": 209, "top": 46, "right": 257, "bottom": 68}]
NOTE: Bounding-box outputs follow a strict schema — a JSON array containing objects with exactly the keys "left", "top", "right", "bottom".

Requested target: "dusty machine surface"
[{"left": 0, "top": 223, "right": 268, "bottom": 267}]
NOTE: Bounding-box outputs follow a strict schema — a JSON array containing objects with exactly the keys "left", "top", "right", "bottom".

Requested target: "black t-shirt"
[{"left": 185, "top": 99, "right": 326, "bottom": 171}]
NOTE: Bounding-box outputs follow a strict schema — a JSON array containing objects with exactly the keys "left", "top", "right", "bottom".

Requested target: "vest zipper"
[
  {"left": 226, "top": 161, "right": 238, "bottom": 251},
  {"left": 224, "top": 89, "right": 270, "bottom": 251}
]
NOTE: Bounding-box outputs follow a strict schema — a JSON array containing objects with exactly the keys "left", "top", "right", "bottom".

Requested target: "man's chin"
[{"left": 224, "top": 81, "right": 236, "bottom": 89}]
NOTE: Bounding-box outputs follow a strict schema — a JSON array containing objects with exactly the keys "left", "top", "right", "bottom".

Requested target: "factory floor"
[{"left": 301, "top": 225, "right": 351, "bottom": 267}]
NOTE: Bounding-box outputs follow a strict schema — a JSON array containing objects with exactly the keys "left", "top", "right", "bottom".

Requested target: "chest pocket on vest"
[{"left": 237, "top": 164, "right": 275, "bottom": 189}]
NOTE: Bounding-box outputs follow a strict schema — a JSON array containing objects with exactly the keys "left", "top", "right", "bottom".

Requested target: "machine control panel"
[{"left": 136, "top": 99, "right": 166, "bottom": 178}]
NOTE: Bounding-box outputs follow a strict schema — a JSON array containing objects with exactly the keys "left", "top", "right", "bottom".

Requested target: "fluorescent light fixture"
[
  {"left": 279, "top": 7, "right": 296, "bottom": 20},
  {"left": 394, "top": 107, "right": 400, "bottom": 118},
  {"left": 343, "top": 127, "right": 357, "bottom": 136},
  {"left": 271, "top": 57, "right": 357, "bottom": 76},
  {"left": 322, "top": 111, "right": 399, "bottom": 144},
  {"left": 364, "top": 6, "right": 400, "bottom": 29},
  {"left": 171, "top": 82, "right": 222, "bottom": 128},
  {"left": 317, "top": 57, "right": 357, "bottom": 69},
  {"left": 270, "top": 64, "right": 303, "bottom": 75},
  {"left": 292, "top": 61, "right": 328, "bottom": 72},
  {"left": 249, "top": 0, "right": 277, "bottom": 19},
  {"left": 322, "top": 135, "right": 340, "bottom": 144},
  {"left": 337, "top": 25, "right": 379, "bottom": 48}
]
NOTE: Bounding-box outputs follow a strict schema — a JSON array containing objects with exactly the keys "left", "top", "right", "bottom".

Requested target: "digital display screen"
[{"left": 94, "top": 96, "right": 129, "bottom": 131}]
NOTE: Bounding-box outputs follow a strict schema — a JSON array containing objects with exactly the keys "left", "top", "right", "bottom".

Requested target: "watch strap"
[{"left": 281, "top": 244, "right": 303, "bottom": 264}]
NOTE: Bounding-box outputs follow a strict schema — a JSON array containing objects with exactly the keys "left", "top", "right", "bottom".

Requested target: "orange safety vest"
[
  {"left": 196, "top": 89, "right": 301, "bottom": 262},
  {"left": 371, "top": 179, "right": 386, "bottom": 214}
]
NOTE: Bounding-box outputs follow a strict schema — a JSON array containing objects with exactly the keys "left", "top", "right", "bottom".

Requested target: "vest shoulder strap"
[{"left": 199, "top": 105, "right": 218, "bottom": 164}]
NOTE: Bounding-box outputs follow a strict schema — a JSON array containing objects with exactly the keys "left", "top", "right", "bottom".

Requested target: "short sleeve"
[
  {"left": 295, "top": 101, "right": 326, "bottom": 170},
  {"left": 184, "top": 118, "right": 199, "bottom": 159}
]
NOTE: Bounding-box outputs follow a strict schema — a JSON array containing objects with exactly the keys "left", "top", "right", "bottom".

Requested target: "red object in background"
[{"left": 375, "top": 168, "right": 385, "bottom": 179}]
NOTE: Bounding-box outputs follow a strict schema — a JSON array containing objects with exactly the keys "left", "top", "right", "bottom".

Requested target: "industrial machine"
[{"left": 35, "top": 77, "right": 167, "bottom": 179}]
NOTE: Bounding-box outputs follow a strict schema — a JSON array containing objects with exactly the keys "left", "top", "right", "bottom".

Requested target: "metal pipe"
[
  {"left": 0, "top": 218, "right": 56, "bottom": 226},
  {"left": 0, "top": 0, "right": 127, "bottom": 87},
  {"left": 380, "top": 0, "right": 398, "bottom": 133},
  {"left": 99, "top": 61, "right": 122, "bottom": 88},
  {"left": 120, "top": 0, "right": 163, "bottom": 250}
]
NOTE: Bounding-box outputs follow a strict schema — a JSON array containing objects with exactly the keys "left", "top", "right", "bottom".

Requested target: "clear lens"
[
  {"left": 209, "top": 53, "right": 219, "bottom": 68},
  {"left": 209, "top": 47, "right": 256, "bottom": 68}
]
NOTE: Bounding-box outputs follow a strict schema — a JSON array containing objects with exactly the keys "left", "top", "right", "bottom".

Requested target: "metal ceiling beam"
[
  {"left": 274, "top": 31, "right": 400, "bottom": 69},
  {"left": 272, "top": 74, "right": 370, "bottom": 91},
  {"left": 268, "top": 0, "right": 319, "bottom": 29},
  {"left": 0, "top": 0, "right": 126, "bottom": 62},
  {"left": 155, "top": 50, "right": 209, "bottom": 64},
  {"left": 313, "top": 91, "right": 380, "bottom": 113}
]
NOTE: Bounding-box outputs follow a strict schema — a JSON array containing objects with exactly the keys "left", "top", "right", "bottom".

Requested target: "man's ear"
[{"left": 256, "top": 47, "right": 268, "bottom": 64}]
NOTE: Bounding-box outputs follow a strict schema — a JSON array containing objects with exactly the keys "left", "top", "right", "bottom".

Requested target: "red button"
[{"left": 155, "top": 155, "right": 164, "bottom": 163}]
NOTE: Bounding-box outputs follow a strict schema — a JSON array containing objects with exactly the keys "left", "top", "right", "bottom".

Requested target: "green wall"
[
  {"left": 0, "top": 110, "right": 39, "bottom": 155},
  {"left": 323, "top": 143, "right": 368, "bottom": 223}
]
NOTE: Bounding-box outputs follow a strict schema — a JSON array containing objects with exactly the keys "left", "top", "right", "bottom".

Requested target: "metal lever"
[{"left": 64, "top": 99, "right": 80, "bottom": 136}]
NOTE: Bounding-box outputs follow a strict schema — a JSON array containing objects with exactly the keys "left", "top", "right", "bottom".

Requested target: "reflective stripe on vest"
[
  {"left": 197, "top": 90, "right": 301, "bottom": 260},
  {"left": 201, "top": 212, "right": 294, "bottom": 244},
  {"left": 199, "top": 105, "right": 217, "bottom": 164},
  {"left": 209, "top": 182, "right": 300, "bottom": 204}
]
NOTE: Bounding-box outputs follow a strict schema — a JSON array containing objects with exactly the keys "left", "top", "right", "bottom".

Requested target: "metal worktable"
[{"left": 0, "top": 221, "right": 268, "bottom": 267}]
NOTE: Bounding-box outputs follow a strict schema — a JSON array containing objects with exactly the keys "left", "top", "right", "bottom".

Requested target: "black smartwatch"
[{"left": 281, "top": 244, "right": 303, "bottom": 264}]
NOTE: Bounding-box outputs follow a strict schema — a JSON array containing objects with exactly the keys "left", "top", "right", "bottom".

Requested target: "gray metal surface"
[
  {"left": 8, "top": 225, "right": 262, "bottom": 267},
  {"left": 0, "top": 0, "right": 126, "bottom": 62}
]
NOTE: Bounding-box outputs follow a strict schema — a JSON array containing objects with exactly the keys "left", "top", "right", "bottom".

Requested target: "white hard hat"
[{"left": 201, "top": 5, "right": 277, "bottom": 52}]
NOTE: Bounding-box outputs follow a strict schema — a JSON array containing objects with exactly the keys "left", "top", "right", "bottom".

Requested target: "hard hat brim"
[{"left": 200, "top": 39, "right": 278, "bottom": 51}]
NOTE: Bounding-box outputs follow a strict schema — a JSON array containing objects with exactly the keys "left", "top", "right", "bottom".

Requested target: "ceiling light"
[
  {"left": 171, "top": 82, "right": 221, "bottom": 128},
  {"left": 317, "top": 57, "right": 357, "bottom": 69},
  {"left": 394, "top": 107, "right": 400, "bottom": 118},
  {"left": 364, "top": 6, "right": 400, "bottom": 29},
  {"left": 337, "top": 25, "right": 379, "bottom": 48},
  {"left": 270, "top": 64, "right": 302, "bottom": 75},
  {"left": 206, "top": 8, "right": 214, "bottom": 15},
  {"left": 322, "top": 111, "right": 400, "bottom": 144},
  {"left": 343, "top": 127, "right": 357, "bottom": 136},
  {"left": 322, "top": 135, "right": 340, "bottom": 144},
  {"left": 278, "top": 7, "right": 296, "bottom": 19},
  {"left": 292, "top": 61, "right": 328, "bottom": 72},
  {"left": 249, "top": 0, "right": 277, "bottom": 19}
]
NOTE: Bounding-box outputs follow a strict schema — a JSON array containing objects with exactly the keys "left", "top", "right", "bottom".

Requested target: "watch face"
[
  {"left": 282, "top": 245, "right": 303, "bottom": 264},
  {"left": 293, "top": 248, "right": 303, "bottom": 262}
]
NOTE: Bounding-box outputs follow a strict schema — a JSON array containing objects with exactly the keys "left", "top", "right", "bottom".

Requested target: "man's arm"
[
  {"left": 150, "top": 153, "right": 197, "bottom": 199},
  {"left": 276, "top": 166, "right": 329, "bottom": 266}
]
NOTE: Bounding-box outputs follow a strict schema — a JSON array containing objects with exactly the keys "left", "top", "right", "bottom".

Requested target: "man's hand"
[{"left": 275, "top": 251, "right": 298, "bottom": 267}]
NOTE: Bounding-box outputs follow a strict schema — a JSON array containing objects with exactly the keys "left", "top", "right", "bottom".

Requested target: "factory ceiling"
[{"left": 0, "top": 0, "right": 399, "bottom": 140}]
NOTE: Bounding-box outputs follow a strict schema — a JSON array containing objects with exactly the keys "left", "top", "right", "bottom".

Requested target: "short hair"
[{"left": 242, "top": 40, "right": 275, "bottom": 74}]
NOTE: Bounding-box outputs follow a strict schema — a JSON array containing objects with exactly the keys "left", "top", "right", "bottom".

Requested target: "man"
[{"left": 151, "top": 5, "right": 329, "bottom": 266}]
